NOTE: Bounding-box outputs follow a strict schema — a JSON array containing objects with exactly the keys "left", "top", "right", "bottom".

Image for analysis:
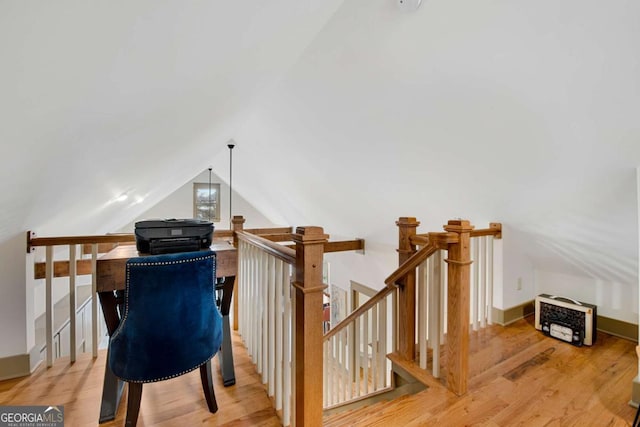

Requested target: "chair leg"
[
  {"left": 200, "top": 360, "right": 218, "bottom": 413},
  {"left": 125, "top": 382, "right": 143, "bottom": 427}
]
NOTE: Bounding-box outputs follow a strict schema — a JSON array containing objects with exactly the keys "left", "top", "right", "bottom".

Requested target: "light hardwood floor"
[
  {"left": 1, "top": 316, "right": 638, "bottom": 426},
  {"left": 0, "top": 332, "right": 281, "bottom": 426},
  {"left": 324, "top": 316, "right": 639, "bottom": 426}
]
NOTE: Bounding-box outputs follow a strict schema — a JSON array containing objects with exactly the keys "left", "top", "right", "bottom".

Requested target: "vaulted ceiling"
[
  {"left": 2, "top": 1, "right": 639, "bottom": 316},
  {"left": 0, "top": 0, "right": 344, "bottom": 238}
]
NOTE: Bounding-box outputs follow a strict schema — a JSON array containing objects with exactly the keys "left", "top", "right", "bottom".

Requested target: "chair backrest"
[{"left": 109, "top": 250, "right": 222, "bottom": 383}]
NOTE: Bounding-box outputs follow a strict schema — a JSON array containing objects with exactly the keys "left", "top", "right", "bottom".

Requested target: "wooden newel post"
[
  {"left": 231, "top": 215, "right": 245, "bottom": 331},
  {"left": 444, "top": 219, "right": 474, "bottom": 396},
  {"left": 291, "top": 226, "right": 329, "bottom": 427},
  {"left": 231, "top": 215, "right": 245, "bottom": 247},
  {"left": 396, "top": 217, "right": 420, "bottom": 360}
]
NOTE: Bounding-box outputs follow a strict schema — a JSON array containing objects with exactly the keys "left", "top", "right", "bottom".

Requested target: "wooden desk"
[
  {"left": 96, "top": 241, "right": 237, "bottom": 423},
  {"left": 96, "top": 240, "right": 237, "bottom": 292}
]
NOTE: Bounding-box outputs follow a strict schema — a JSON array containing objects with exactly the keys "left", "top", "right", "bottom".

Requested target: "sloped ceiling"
[
  {"left": 1, "top": 1, "right": 639, "bottom": 315},
  {"left": 0, "top": 0, "right": 344, "bottom": 239},
  {"left": 228, "top": 0, "right": 640, "bottom": 312}
]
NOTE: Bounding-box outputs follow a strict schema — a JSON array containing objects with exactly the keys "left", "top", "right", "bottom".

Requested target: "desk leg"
[
  {"left": 218, "top": 314, "right": 235, "bottom": 386},
  {"left": 217, "top": 276, "right": 236, "bottom": 387},
  {"left": 99, "top": 347, "right": 126, "bottom": 423},
  {"left": 98, "top": 291, "right": 126, "bottom": 423}
]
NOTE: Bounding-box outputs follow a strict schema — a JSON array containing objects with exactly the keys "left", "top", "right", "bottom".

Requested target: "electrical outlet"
[{"left": 517, "top": 277, "right": 523, "bottom": 291}]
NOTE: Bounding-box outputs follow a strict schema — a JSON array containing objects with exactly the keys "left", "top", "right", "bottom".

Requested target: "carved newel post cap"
[
  {"left": 292, "top": 226, "right": 329, "bottom": 243},
  {"left": 444, "top": 219, "right": 474, "bottom": 232},
  {"left": 231, "top": 215, "right": 245, "bottom": 224},
  {"left": 396, "top": 217, "right": 420, "bottom": 227}
]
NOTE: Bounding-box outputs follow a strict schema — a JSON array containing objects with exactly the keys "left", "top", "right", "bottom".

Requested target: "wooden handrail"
[
  {"left": 27, "top": 225, "right": 293, "bottom": 252},
  {"left": 470, "top": 222, "right": 502, "bottom": 239},
  {"left": 323, "top": 284, "right": 396, "bottom": 341},
  {"left": 245, "top": 226, "right": 293, "bottom": 235},
  {"left": 384, "top": 243, "right": 439, "bottom": 287},
  {"left": 324, "top": 239, "right": 365, "bottom": 253},
  {"left": 236, "top": 230, "right": 296, "bottom": 264},
  {"left": 411, "top": 223, "right": 502, "bottom": 247},
  {"left": 411, "top": 235, "right": 430, "bottom": 246},
  {"left": 215, "top": 227, "right": 292, "bottom": 239},
  {"left": 284, "top": 238, "right": 365, "bottom": 253},
  {"left": 29, "top": 223, "right": 296, "bottom": 279},
  {"left": 260, "top": 233, "right": 294, "bottom": 242},
  {"left": 27, "top": 232, "right": 135, "bottom": 251},
  {"left": 410, "top": 232, "right": 459, "bottom": 249}
]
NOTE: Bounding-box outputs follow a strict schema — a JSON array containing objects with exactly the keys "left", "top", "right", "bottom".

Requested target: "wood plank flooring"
[
  {"left": 324, "top": 316, "right": 639, "bottom": 426},
  {"left": 0, "top": 332, "right": 281, "bottom": 426},
  {"left": 1, "top": 316, "right": 637, "bottom": 426}
]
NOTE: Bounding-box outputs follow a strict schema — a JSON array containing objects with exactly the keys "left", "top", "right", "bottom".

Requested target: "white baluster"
[
  {"left": 479, "top": 236, "right": 487, "bottom": 328},
  {"left": 371, "top": 305, "right": 378, "bottom": 391},
  {"left": 275, "top": 258, "right": 284, "bottom": 410},
  {"left": 354, "top": 316, "right": 361, "bottom": 398},
  {"left": 430, "top": 250, "right": 442, "bottom": 378},
  {"left": 418, "top": 257, "right": 427, "bottom": 370},
  {"left": 283, "top": 264, "right": 292, "bottom": 427},
  {"left": 487, "top": 236, "right": 494, "bottom": 325},
  {"left": 69, "top": 244, "right": 77, "bottom": 362},
  {"left": 362, "top": 310, "right": 369, "bottom": 395},
  {"left": 268, "top": 255, "right": 276, "bottom": 394},
  {"left": 45, "top": 246, "right": 54, "bottom": 367},
  {"left": 472, "top": 238, "right": 479, "bottom": 331},
  {"left": 91, "top": 243, "right": 98, "bottom": 358}
]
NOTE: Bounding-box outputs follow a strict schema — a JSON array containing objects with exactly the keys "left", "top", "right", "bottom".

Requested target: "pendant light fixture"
[
  {"left": 227, "top": 141, "right": 236, "bottom": 228},
  {"left": 208, "top": 167, "right": 212, "bottom": 221}
]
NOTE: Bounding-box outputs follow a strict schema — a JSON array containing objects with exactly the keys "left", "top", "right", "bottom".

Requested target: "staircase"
[
  {"left": 322, "top": 218, "right": 502, "bottom": 419},
  {"left": 323, "top": 318, "right": 638, "bottom": 426},
  {"left": 28, "top": 215, "right": 501, "bottom": 426}
]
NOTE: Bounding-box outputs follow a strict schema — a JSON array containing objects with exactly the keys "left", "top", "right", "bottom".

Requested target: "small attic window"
[{"left": 193, "top": 183, "right": 220, "bottom": 222}]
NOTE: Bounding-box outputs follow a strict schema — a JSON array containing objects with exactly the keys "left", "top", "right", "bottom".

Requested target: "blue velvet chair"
[{"left": 109, "top": 250, "right": 223, "bottom": 427}]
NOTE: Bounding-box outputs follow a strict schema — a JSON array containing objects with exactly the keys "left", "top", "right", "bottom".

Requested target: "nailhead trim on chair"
[
  {"left": 124, "top": 353, "right": 215, "bottom": 384},
  {"left": 127, "top": 252, "right": 215, "bottom": 267},
  {"left": 111, "top": 252, "right": 217, "bottom": 383}
]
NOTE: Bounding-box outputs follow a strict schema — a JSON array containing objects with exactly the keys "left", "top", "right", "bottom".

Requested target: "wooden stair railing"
[
  {"left": 25, "top": 223, "right": 296, "bottom": 368},
  {"left": 235, "top": 230, "right": 297, "bottom": 425},
  {"left": 384, "top": 243, "right": 439, "bottom": 288},
  {"left": 324, "top": 286, "right": 396, "bottom": 343},
  {"left": 321, "top": 217, "right": 502, "bottom": 408},
  {"left": 320, "top": 239, "right": 452, "bottom": 407},
  {"left": 27, "top": 232, "right": 136, "bottom": 368},
  {"left": 392, "top": 218, "right": 501, "bottom": 396},
  {"left": 235, "top": 230, "right": 296, "bottom": 263},
  {"left": 28, "top": 215, "right": 498, "bottom": 424},
  {"left": 233, "top": 218, "right": 367, "bottom": 427},
  {"left": 322, "top": 282, "right": 396, "bottom": 407},
  {"left": 29, "top": 227, "right": 297, "bottom": 281}
]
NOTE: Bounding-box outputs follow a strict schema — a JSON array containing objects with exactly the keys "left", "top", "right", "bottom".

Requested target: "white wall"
[
  {"left": 3, "top": 0, "right": 640, "bottom": 364},
  {"left": 325, "top": 239, "right": 397, "bottom": 292},
  {"left": 536, "top": 270, "right": 636, "bottom": 324},
  {"left": 119, "top": 169, "right": 277, "bottom": 233},
  {"left": 0, "top": 233, "right": 29, "bottom": 357},
  {"left": 1, "top": 0, "right": 346, "bottom": 361},
  {"left": 230, "top": 0, "right": 640, "bottom": 322},
  {"left": 0, "top": 0, "right": 346, "bottom": 244},
  {"left": 501, "top": 225, "right": 535, "bottom": 310}
]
